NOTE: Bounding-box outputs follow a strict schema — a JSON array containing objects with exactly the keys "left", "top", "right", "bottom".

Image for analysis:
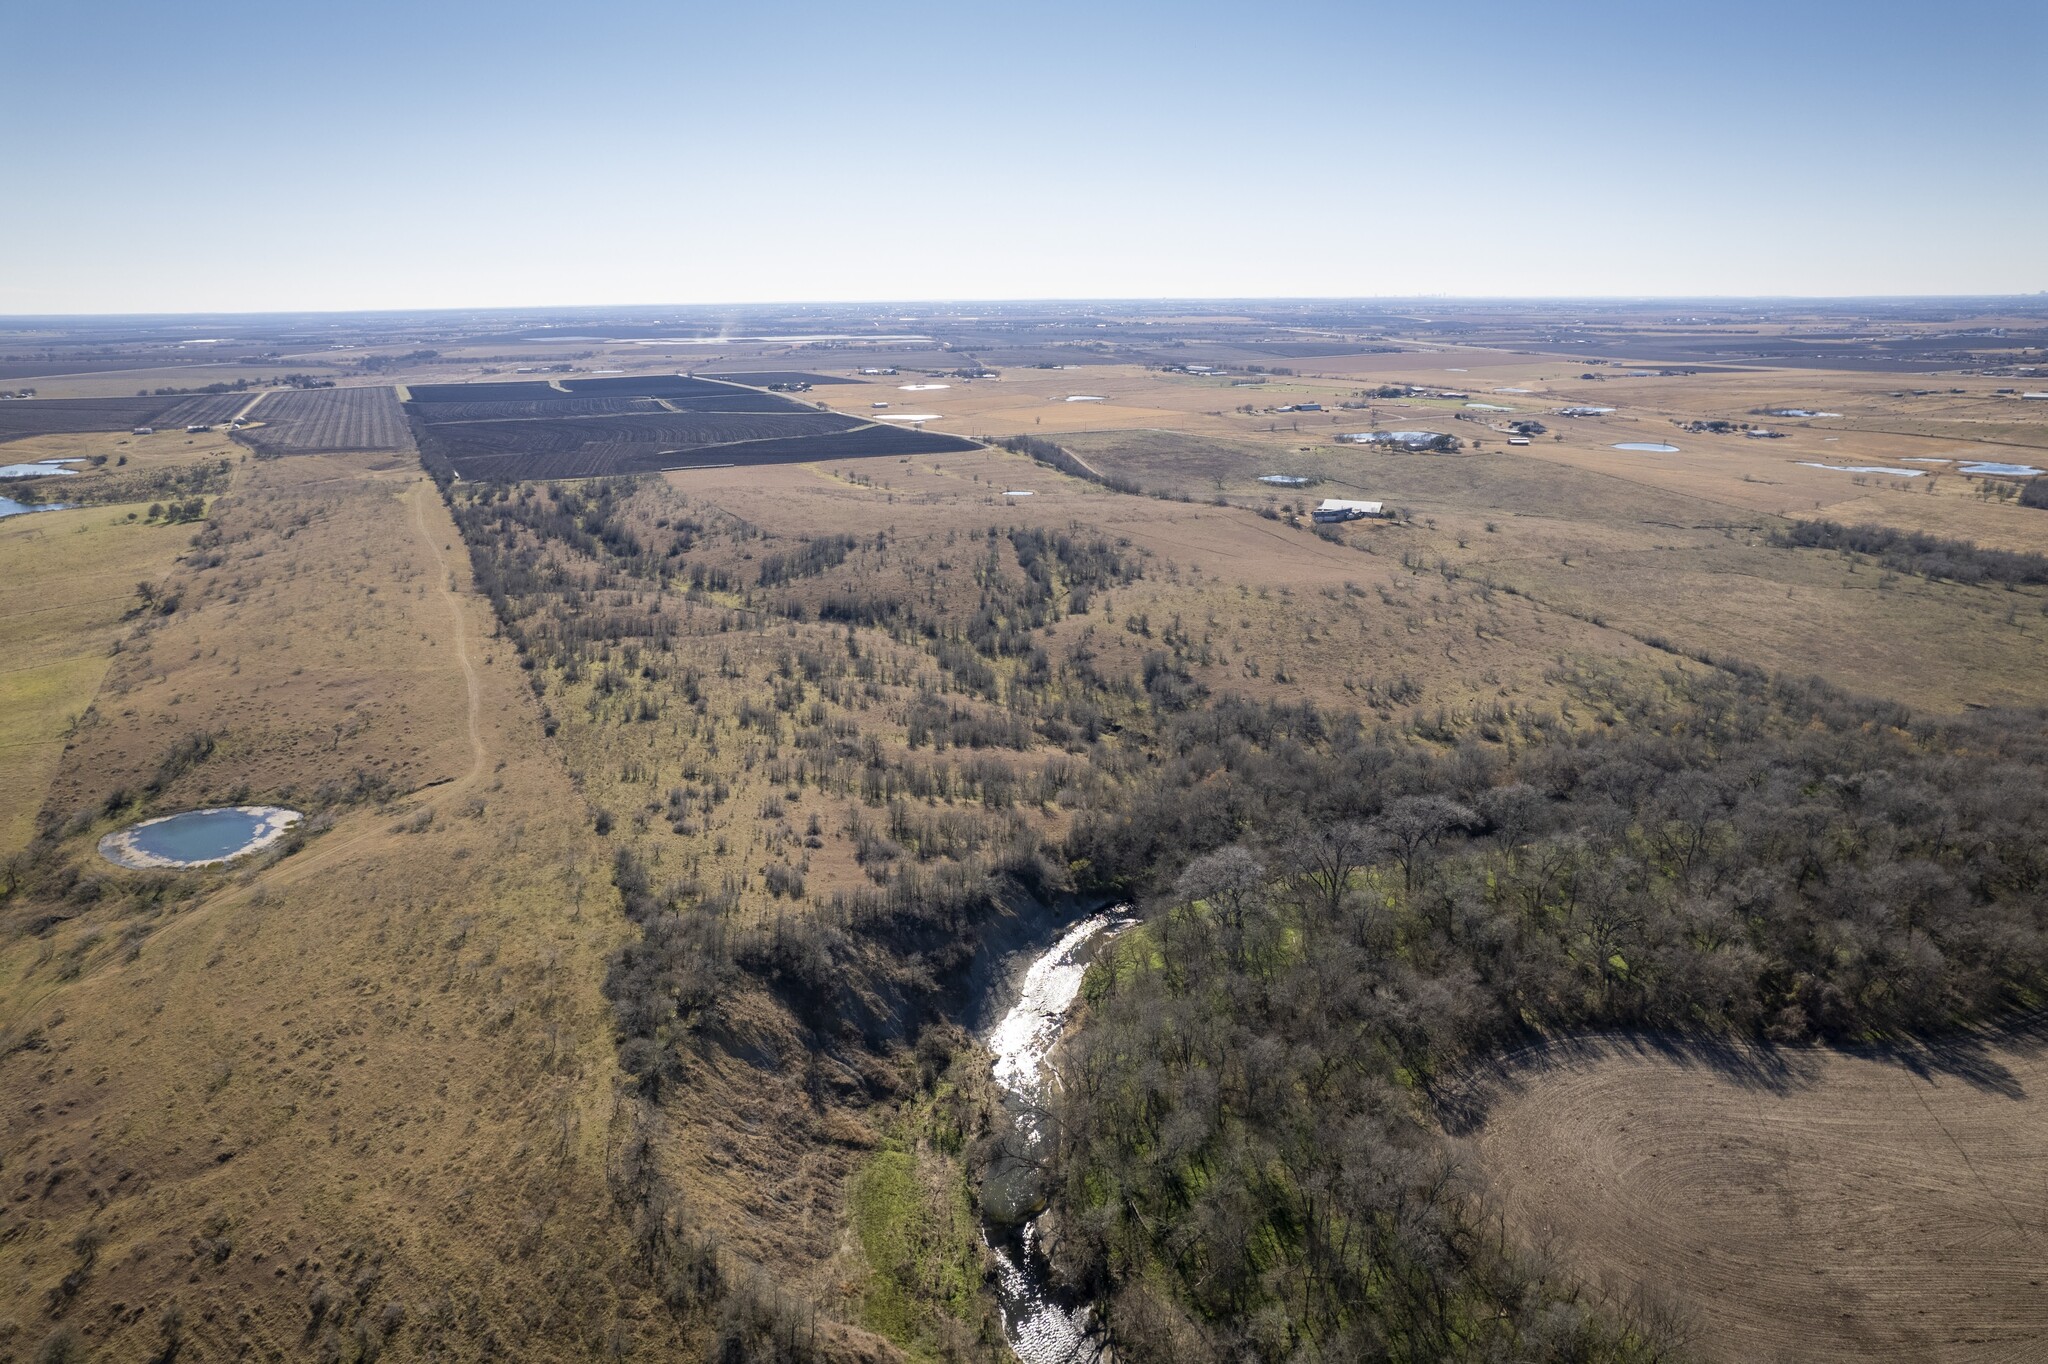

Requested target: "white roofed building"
[{"left": 1313, "top": 498, "right": 1387, "bottom": 523}]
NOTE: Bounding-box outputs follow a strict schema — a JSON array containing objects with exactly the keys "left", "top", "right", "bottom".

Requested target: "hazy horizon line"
[{"left": 5, "top": 292, "right": 2048, "bottom": 324}]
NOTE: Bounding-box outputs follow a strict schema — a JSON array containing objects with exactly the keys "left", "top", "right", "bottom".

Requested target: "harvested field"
[
  {"left": 427, "top": 414, "right": 974, "bottom": 480},
  {"left": 150, "top": 392, "right": 250, "bottom": 428},
  {"left": 427, "top": 410, "right": 859, "bottom": 457},
  {"left": 410, "top": 396, "right": 665, "bottom": 422},
  {"left": 408, "top": 369, "right": 982, "bottom": 480},
  {"left": 651, "top": 389, "right": 821, "bottom": 412},
  {"left": 697, "top": 370, "right": 859, "bottom": 386},
  {"left": 558, "top": 373, "right": 746, "bottom": 398},
  {"left": 0, "top": 396, "right": 173, "bottom": 442},
  {"left": 1468, "top": 1035, "right": 2048, "bottom": 1364},
  {"left": 657, "top": 422, "right": 978, "bottom": 467},
  {"left": 406, "top": 380, "right": 584, "bottom": 403},
  {"left": 239, "top": 385, "right": 409, "bottom": 453}
]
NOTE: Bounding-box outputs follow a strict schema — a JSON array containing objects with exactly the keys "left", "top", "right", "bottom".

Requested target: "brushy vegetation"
[
  {"left": 1773, "top": 517, "right": 2048, "bottom": 586},
  {"left": 433, "top": 460, "right": 2048, "bottom": 1362},
  {"left": 1045, "top": 665, "right": 2048, "bottom": 1361},
  {"left": 995, "top": 433, "right": 1142, "bottom": 495}
]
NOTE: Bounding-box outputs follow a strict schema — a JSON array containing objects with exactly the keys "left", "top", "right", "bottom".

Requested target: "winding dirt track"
[
  {"left": 410, "top": 479, "right": 486, "bottom": 785},
  {"left": 1470, "top": 1035, "right": 2048, "bottom": 1363}
]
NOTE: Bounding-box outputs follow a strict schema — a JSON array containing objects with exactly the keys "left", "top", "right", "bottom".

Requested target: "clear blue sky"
[{"left": 4, "top": 0, "right": 2043, "bottom": 312}]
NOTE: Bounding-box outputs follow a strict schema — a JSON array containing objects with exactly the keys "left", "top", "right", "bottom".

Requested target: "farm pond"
[
  {"left": 1613, "top": 442, "right": 1681, "bottom": 453},
  {"left": 100, "top": 806, "right": 302, "bottom": 869}
]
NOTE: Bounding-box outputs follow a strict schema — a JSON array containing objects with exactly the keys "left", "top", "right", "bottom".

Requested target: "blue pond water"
[
  {"left": 1614, "top": 442, "right": 1681, "bottom": 453},
  {"left": 117, "top": 808, "right": 297, "bottom": 865},
  {"left": 0, "top": 462, "right": 80, "bottom": 477},
  {"left": 1959, "top": 462, "right": 2044, "bottom": 477},
  {"left": 0, "top": 496, "right": 65, "bottom": 519}
]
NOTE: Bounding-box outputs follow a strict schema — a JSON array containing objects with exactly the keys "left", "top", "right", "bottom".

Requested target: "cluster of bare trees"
[{"left": 1048, "top": 664, "right": 2048, "bottom": 1360}]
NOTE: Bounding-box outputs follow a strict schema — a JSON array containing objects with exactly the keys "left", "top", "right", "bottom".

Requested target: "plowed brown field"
[{"left": 1469, "top": 1036, "right": 2048, "bottom": 1363}]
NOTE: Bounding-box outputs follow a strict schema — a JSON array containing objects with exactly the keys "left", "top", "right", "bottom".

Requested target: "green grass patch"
[{"left": 848, "top": 1139, "right": 989, "bottom": 1362}]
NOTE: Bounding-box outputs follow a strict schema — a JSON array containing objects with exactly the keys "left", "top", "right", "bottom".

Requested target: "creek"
[{"left": 978, "top": 907, "right": 1132, "bottom": 1362}]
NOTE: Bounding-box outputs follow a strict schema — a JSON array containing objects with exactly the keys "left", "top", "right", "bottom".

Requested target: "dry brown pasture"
[
  {"left": 0, "top": 453, "right": 678, "bottom": 1362},
  {"left": 1469, "top": 1035, "right": 2048, "bottom": 1364},
  {"left": 0, "top": 506, "right": 190, "bottom": 855},
  {"left": 0, "top": 429, "right": 252, "bottom": 854},
  {"left": 41, "top": 450, "right": 477, "bottom": 827},
  {"left": 837, "top": 359, "right": 2048, "bottom": 713}
]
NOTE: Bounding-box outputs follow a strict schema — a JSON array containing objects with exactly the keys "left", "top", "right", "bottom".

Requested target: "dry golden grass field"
[
  {"left": 774, "top": 357, "right": 2044, "bottom": 713},
  {"left": 0, "top": 450, "right": 684, "bottom": 1362},
  {"left": 1469, "top": 1034, "right": 2048, "bottom": 1364}
]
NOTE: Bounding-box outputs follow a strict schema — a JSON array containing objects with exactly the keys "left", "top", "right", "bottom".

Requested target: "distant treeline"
[
  {"left": 142, "top": 374, "right": 333, "bottom": 395},
  {"left": 1773, "top": 518, "right": 2048, "bottom": 585},
  {"left": 996, "top": 434, "right": 1142, "bottom": 495}
]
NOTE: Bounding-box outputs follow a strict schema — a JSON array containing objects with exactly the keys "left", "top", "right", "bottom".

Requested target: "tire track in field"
[{"left": 409, "top": 478, "right": 486, "bottom": 788}]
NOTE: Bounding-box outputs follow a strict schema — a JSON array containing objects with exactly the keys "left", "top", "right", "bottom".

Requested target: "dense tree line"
[
  {"left": 1773, "top": 517, "right": 2048, "bottom": 586},
  {"left": 1046, "top": 665, "right": 2048, "bottom": 1361}
]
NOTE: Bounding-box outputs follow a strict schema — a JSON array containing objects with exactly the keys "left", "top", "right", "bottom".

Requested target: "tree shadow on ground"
[{"left": 1436, "top": 1015, "right": 2047, "bottom": 1136}]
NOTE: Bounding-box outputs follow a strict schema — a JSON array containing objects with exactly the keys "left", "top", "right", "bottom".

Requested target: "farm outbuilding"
[
  {"left": 1313, "top": 498, "right": 1387, "bottom": 523},
  {"left": 1338, "top": 430, "right": 1445, "bottom": 449}
]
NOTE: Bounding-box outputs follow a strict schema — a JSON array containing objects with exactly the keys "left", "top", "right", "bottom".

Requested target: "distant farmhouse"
[
  {"left": 1337, "top": 430, "right": 1457, "bottom": 451},
  {"left": 1313, "top": 498, "right": 1388, "bottom": 523}
]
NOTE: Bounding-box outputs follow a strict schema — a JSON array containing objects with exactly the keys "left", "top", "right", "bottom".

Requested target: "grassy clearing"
[
  {"left": 0, "top": 454, "right": 665, "bottom": 1361},
  {"left": 0, "top": 502, "right": 195, "bottom": 852},
  {"left": 849, "top": 1146, "right": 987, "bottom": 1358}
]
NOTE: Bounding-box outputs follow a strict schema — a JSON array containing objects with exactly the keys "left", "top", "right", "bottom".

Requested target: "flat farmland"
[
  {"left": 1469, "top": 1036, "right": 2048, "bottom": 1364},
  {"left": 559, "top": 374, "right": 758, "bottom": 397},
  {"left": 150, "top": 392, "right": 252, "bottom": 428},
  {"left": 697, "top": 370, "right": 860, "bottom": 386},
  {"left": 240, "top": 385, "right": 410, "bottom": 453},
  {"left": 411, "top": 396, "right": 665, "bottom": 421},
  {"left": 405, "top": 380, "right": 587, "bottom": 403},
  {"left": 426, "top": 414, "right": 975, "bottom": 480},
  {"left": 408, "top": 373, "right": 981, "bottom": 480},
  {"left": 0, "top": 396, "right": 176, "bottom": 442},
  {"left": 426, "top": 409, "right": 859, "bottom": 458}
]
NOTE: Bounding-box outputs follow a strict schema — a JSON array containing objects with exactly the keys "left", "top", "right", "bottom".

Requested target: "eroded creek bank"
[{"left": 972, "top": 907, "right": 1131, "bottom": 1363}]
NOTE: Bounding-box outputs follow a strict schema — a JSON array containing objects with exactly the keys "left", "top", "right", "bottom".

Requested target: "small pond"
[
  {"left": 0, "top": 497, "right": 66, "bottom": 519},
  {"left": 1958, "top": 462, "right": 2043, "bottom": 477},
  {"left": 1613, "top": 442, "right": 1680, "bottom": 453},
  {"left": 100, "top": 806, "right": 302, "bottom": 869},
  {"left": 1797, "top": 463, "right": 1924, "bottom": 477},
  {"left": 0, "top": 460, "right": 82, "bottom": 478}
]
